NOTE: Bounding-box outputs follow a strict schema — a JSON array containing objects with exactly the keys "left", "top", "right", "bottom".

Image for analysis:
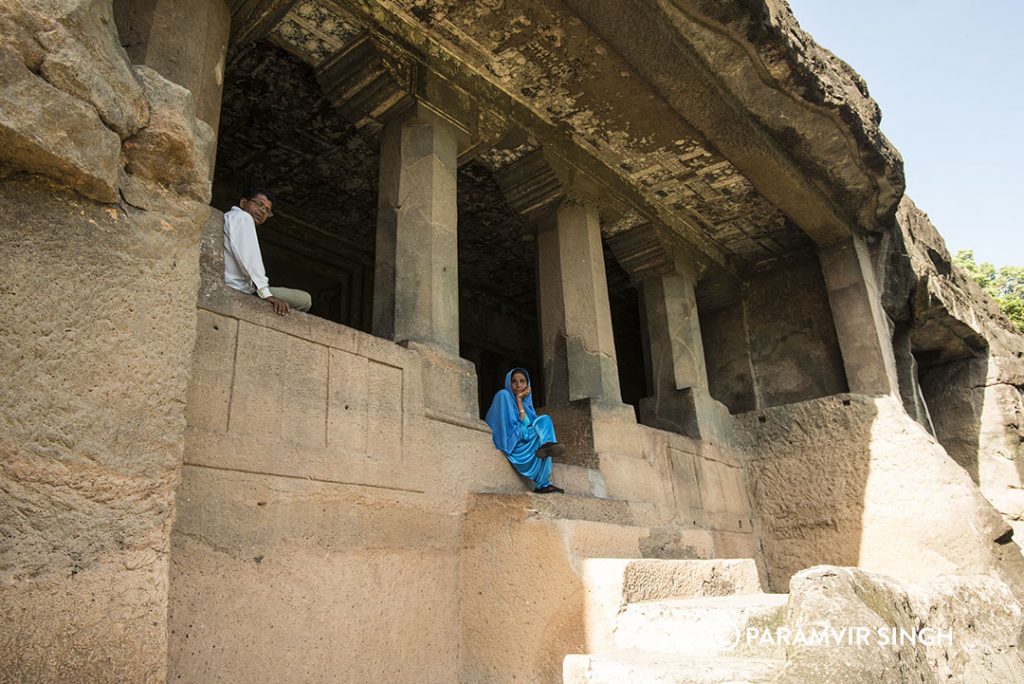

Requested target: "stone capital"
[
  {"left": 493, "top": 149, "right": 564, "bottom": 221},
  {"left": 316, "top": 33, "right": 417, "bottom": 134}
]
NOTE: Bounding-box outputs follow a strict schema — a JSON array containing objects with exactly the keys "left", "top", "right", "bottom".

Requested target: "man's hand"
[{"left": 266, "top": 295, "right": 290, "bottom": 315}]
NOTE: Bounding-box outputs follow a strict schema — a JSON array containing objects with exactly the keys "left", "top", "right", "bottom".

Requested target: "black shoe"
[
  {"left": 536, "top": 442, "right": 566, "bottom": 459},
  {"left": 534, "top": 484, "right": 564, "bottom": 494}
]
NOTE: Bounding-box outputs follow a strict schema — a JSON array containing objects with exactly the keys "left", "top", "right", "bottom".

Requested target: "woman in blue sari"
[{"left": 484, "top": 368, "right": 565, "bottom": 493}]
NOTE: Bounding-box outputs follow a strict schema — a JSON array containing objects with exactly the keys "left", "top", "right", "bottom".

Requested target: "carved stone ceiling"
[
  {"left": 229, "top": 0, "right": 818, "bottom": 275},
  {"left": 311, "top": 0, "right": 817, "bottom": 271},
  {"left": 216, "top": 0, "right": 828, "bottom": 335}
]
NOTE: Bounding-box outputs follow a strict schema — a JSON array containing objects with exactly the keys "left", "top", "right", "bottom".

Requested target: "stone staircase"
[
  {"left": 460, "top": 472, "right": 716, "bottom": 682},
  {"left": 461, "top": 464, "right": 774, "bottom": 683},
  {"left": 563, "top": 558, "right": 788, "bottom": 684}
]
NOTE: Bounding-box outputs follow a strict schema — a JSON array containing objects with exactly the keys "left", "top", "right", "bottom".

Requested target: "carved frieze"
[{"left": 269, "top": 0, "right": 363, "bottom": 65}]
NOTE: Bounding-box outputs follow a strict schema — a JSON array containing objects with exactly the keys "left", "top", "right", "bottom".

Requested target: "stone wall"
[
  {"left": 169, "top": 215, "right": 524, "bottom": 681},
  {"left": 173, "top": 285, "right": 765, "bottom": 681},
  {"left": 0, "top": 1, "right": 213, "bottom": 680},
  {"left": 701, "top": 256, "right": 847, "bottom": 414}
]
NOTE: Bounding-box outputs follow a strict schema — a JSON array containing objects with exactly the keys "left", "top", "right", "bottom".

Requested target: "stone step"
[
  {"left": 585, "top": 558, "right": 762, "bottom": 603},
  {"left": 471, "top": 491, "right": 639, "bottom": 525},
  {"left": 581, "top": 558, "right": 761, "bottom": 652},
  {"left": 614, "top": 593, "right": 789, "bottom": 658},
  {"left": 556, "top": 519, "right": 656, "bottom": 562},
  {"left": 551, "top": 462, "right": 609, "bottom": 498},
  {"left": 464, "top": 494, "right": 703, "bottom": 568},
  {"left": 563, "top": 652, "right": 782, "bottom": 684}
]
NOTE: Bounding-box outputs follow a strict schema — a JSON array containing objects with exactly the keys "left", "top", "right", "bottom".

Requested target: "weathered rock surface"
[
  {"left": 877, "top": 196, "right": 1024, "bottom": 547},
  {"left": 776, "top": 566, "right": 1024, "bottom": 683},
  {"left": 42, "top": 0, "right": 148, "bottom": 136},
  {"left": 737, "top": 394, "right": 1024, "bottom": 604},
  {"left": 568, "top": 561, "right": 1024, "bottom": 683},
  {"left": 3, "top": 0, "right": 149, "bottom": 139},
  {"left": 1, "top": 0, "right": 214, "bottom": 206},
  {"left": 0, "top": 43, "right": 121, "bottom": 202},
  {"left": 123, "top": 66, "right": 214, "bottom": 204},
  {"left": 0, "top": 176, "right": 207, "bottom": 682}
]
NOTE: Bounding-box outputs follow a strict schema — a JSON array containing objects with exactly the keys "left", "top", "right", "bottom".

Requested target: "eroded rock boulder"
[
  {"left": 5, "top": 0, "right": 149, "bottom": 138},
  {"left": 776, "top": 566, "right": 1024, "bottom": 683},
  {"left": 0, "top": 43, "right": 121, "bottom": 202},
  {"left": 123, "top": 66, "right": 214, "bottom": 204}
]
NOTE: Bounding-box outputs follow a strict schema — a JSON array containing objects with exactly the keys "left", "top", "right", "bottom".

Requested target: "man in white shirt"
[{"left": 223, "top": 187, "right": 312, "bottom": 316}]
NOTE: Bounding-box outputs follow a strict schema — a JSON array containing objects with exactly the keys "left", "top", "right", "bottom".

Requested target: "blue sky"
[{"left": 785, "top": 0, "right": 1023, "bottom": 268}]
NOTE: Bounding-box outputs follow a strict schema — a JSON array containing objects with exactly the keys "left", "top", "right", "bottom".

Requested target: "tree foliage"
[{"left": 953, "top": 250, "right": 1024, "bottom": 333}]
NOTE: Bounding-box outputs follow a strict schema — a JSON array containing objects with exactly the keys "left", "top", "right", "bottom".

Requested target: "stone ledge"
[{"left": 468, "top": 492, "right": 637, "bottom": 526}]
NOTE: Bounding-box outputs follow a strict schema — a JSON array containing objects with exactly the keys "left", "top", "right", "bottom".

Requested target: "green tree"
[{"left": 953, "top": 250, "right": 1024, "bottom": 333}]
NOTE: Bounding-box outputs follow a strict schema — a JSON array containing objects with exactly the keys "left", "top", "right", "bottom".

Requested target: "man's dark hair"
[{"left": 241, "top": 186, "right": 276, "bottom": 206}]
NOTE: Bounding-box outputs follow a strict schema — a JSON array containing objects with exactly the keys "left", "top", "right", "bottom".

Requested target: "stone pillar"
[
  {"left": 642, "top": 271, "right": 706, "bottom": 395},
  {"left": 637, "top": 268, "right": 719, "bottom": 437},
  {"left": 537, "top": 199, "right": 622, "bottom": 406},
  {"left": 113, "top": 0, "right": 231, "bottom": 132},
  {"left": 373, "top": 104, "right": 460, "bottom": 358},
  {"left": 372, "top": 104, "right": 478, "bottom": 418},
  {"left": 819, "top": 235, "right": 899, "bottom": 396}
]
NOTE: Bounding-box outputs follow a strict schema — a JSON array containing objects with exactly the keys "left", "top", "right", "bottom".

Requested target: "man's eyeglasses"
[{"left": 246, "top": 197, "right": 274, "bottom": 218}]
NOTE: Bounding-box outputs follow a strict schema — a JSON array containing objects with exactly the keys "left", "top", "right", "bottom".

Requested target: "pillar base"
[
  {"left": 638, "top": 387, "right": 731, "bottom": 442},
  {"left": 544, "top": 399, "right": 641, "bottom": 468}
]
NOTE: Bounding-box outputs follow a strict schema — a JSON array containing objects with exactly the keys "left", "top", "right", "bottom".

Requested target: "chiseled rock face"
[
  {"left": 123, "top": 66, "right": 214, "bottom": 204},
  {"left": 738, "top": 394, "right": 1024, "bottom": 604},
  {"left": 776, "top": 567, "right": 1024, "bottom": 683},
  {"left": 0, "top": 176, "right": 207, "bottom": 683},
  {"left": 0, "top": 43, "right": 121, "bottom": 202},
  {"left": 0, "top": 0, "right": 214, "bottom": 680}
]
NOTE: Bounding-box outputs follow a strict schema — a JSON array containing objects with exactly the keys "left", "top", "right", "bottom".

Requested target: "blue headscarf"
[{"left": 484, "top": 368, "right": 537, "bottom": 455}]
